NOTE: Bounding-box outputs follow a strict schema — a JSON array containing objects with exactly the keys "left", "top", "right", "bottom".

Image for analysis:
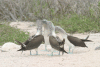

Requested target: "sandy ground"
[{"left": 0, "top": 22, "right": 100, "bottom": 67}]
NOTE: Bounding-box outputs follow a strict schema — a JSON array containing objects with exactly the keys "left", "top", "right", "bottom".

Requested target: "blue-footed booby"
[
  {"left": 42, "top": 20, "right": 68, "bottom": 56},
  {"left": 55, "top": 26, "right": 92, "bottom": 54},
  {"left": 42, "top": 19, "right": 51, "bottom": 51},
  {"left": 16, "top": 20, "right": 44, "bottom": 55}
]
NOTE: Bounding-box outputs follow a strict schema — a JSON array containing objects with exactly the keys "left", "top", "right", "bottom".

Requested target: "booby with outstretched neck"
[
  {"left": 42, "top": 19, "right": 50, "bottom": 51},
  {"left": 16, "top": 20, "right": 44, "bottom": 55},
  {"left": 42, "top": 20, "right": 68, "bottom": 56},
  {"left": 55, "top": 26, "right": 92, "bottom": 54}
]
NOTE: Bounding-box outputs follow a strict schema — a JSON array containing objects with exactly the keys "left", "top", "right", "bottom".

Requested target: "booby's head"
[
  {"left": 42, "top": 19, "right": 50, "bottom": 32},
  {"left": 55, "top": 26, "right": 66, "bottom": 34},
  {"left": 42, "top": 19, "right": 49, "bottom": 28},
  {"left": 55, "top": 26, "right": 68, "bottom": 38},
  {"left": 42, "top": 19, "right": 56, "bottom": 37}
]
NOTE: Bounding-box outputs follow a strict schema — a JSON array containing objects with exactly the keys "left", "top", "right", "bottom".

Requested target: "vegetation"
[
  {"left": 0, "top": 23, "right": 29, "bottom": 45},
  {"left": 53, "top": 14, "right": 100, "bottom": 33},
  {"left": 0, "top": 0, "right": 100, "bottom": 33}
]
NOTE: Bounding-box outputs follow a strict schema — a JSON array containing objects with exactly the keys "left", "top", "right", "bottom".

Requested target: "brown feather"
[
  {"left": 49, "top": 36, "right": 67, "bottom": 53},
  {"left": 17, "top": 35, "right": 44, "bottom": 51},
  {"left": 67, "top": 35, "right": 87, "bottom": 47}
]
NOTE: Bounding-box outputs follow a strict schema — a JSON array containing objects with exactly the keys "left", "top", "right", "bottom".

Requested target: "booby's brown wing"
[
  {"left": 24, "top": 40, "right": 29, "bottom": 45},
  {"left": 67, "top": 35, "right": 87, "bottom": 47},
  {"left": 15, "top": 40, "right": 23, "bottom": 47},
  {"left": 49, "top": 36, "right": 60, "bottom": 50},
  {"left": 49, "top": 36, "right": 68, "bottom": 53},
  {"left": 24, "top": 35, "right": 35, "bottom": 45},
  {"left": 26, "top": 35, "right": 44, "bottom": 50}
]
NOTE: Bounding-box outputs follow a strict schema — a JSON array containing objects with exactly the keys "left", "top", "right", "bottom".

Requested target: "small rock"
[
  {"left": 0, "top": 42, "right": 20, "bottom": 52},
  {"left": 95, "top": 46, "right": 100, "bottom": 50}
]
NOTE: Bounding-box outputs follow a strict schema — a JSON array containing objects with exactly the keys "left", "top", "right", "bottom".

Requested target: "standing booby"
[
  {"left": 42, "top": 19, "right": 51, "bottom": 51},
  {"left": 42, "top": 20, "right": 68, "bottom": 56},
  {"left": 16, "top": 20, "right": 44, "bottom": 55},
  {"left": 49, "top": 36, "right": 67, "bottom": 55},
  {"left": 16, "top": 35, "right": 44, "bottom": 55},
  {"left": 55, "top": 26, "right": 92, "bottom": 54}
]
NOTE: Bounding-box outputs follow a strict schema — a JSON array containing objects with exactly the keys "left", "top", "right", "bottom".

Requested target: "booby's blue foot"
[
  {"left": 68, "top": 51, "right": 73, "bottom": 54},
  {"left": 51, "top": 52, "right": 61, "bottom": 55},
  {"left": 41, "top": 49, "right": 49, "bottom": 52},
  {"left": 30, "top": 51, "right": 39, "bottom": 55},
  {"left": 30, "top": 54, "right": 38, "bottom": 55},
  {"left": 47, "top": 54, "right": 53, "bottom": 56},
  {"left": 47, "top": 52, "right": 61, "bottom": 56},
  {"left": 41, "top": 46, "right": 49, "bottom": 52},
  {"left": 47, "top": 52, "right": 53, "bottom": 56},
  {"left": 47, "top": 54, "right": 61, "bottom": 56},
  {"left": 53, "top": 50, "right": 59, "bottom": 52},
  {"left": 68, "top": 47, "right": 73, "bottom": 54},
  {"left": 58, "top": 51, "right": 60, "bottom": 55},
  {"left": 68, "top": 52, "right": 73, "bottom": 54}
]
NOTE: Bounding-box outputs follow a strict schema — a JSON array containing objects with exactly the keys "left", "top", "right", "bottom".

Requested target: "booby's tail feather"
[
  {"left": 81, "top": 39, "right": 92, "bottom": 42},
  {"left": 81, "top": 34, "right": 93, "bottom": 42},
  {"left": 85, "top": 35, "right": 89, "bottom": 40},
  {"left": 15, "top": 40, "right": 23, "bottom": 47},
  {"left": 15, "top": 40, "right": 26, "bottom": 51},
  {"left": 61, "top": 49, "right": 68, "bottom": 55}
]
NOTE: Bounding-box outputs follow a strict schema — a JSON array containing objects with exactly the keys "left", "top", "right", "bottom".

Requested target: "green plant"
[
  {"left": 0, "top": 24, "right": 29, "bottom": 45},
  {"left": 53, "top": 14, "right": 100, "bottom": 33}
]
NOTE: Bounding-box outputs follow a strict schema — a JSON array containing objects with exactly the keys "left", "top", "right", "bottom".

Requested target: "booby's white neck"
[
  {"left": 35, "top": 29, "right": 41, "bottom": 36},
  {"left": 51, "top": 30, "right": 56, "bottom": 37},
  {"left": 51, "top": 29, "right": 56, "bottom": 37}
]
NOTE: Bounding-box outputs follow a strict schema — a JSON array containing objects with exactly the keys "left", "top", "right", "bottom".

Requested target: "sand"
[{"left": 0, "top": 22, "right": 100, "bottom": 67}]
